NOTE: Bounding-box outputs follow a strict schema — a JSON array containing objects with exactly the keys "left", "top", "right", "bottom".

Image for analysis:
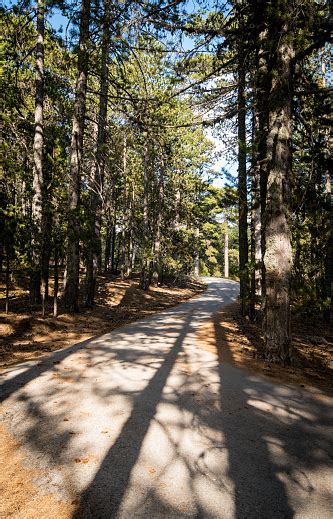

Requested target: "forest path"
[{"left": 1, "top": 278, "right": 332, "bottom": 518}]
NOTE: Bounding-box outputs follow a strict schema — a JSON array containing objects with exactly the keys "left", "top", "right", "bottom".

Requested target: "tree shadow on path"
[
  {"left": 214, "top": 317, "right": 333, "bottom": 518},
  {"left": 73, "top": 313, "right": 193, "bottom": 518}
]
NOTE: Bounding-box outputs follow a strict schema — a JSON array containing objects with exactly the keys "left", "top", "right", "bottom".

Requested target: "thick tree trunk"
[
  {"left": 250, "top": 110, "right": 262, "bottom": 320},
  {"left": 85, "top": 0, "right": 109, "bottom": 306},
  {"left": 250, "top": 29, "right": 271, "bottom": 320},
  {"left": 64, "top": 0, "right": 91, "bottom": 312},
  {"left": 238, "top": 59, "right": 249, "bottom": 315},
  {"left": 257, "top": 30, "right": 271, "bottom": 305},
  {"left": 30, "top": 0, "right": 44, "bottom": 304},
  {"left": 263, "top": 33, "right": 294, "bottom": 363}
]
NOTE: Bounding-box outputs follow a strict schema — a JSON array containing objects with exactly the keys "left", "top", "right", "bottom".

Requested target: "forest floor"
[
  {"left": 0, "top": 274, "right": 205, "bottom": 369},
  {"left": 198, "top": 302, "right": 333, "bottom": 391}
]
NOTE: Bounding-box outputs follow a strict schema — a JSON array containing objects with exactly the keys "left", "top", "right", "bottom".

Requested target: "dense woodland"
[{"left": 1, "top": 0, "right": 331, "bottom": 363}]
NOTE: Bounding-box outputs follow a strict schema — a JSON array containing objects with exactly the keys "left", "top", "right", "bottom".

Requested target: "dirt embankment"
[
  {"left": 0, "top": 275, "right": 205, "bottom": 369},
  {"left": 197, "top": 302, "right": 333, "bottom": 391}
]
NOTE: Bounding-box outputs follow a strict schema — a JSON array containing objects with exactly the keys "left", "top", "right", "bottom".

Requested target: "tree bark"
[
  {"left": 194, "top": 227, "right": 200, "bottom": 276},
  {"left": 263, "top": 28, "right": 294, "bottom": 363},
  {"left": 30, "top": 0, "right": 44, "bottom": 304},
  {"left": 127, "top": 185, "right": 135, "bottom": 277},
  {"left": 64, "top": 0, "right": 91, "bottom": 312},
  {"left": 238, "top": 55, "right": 249, "bottom": 315},
  {"left": 249, "top": 109, "right": 262, "bottom": 320},
  {"left": 140, "top": 141, "right": 150, "bottom": 290},
  {"left": 324, "top": 171, "right": 333, "bottom": 322},
  {"left": 85, "top": 0, "right": 109, "bottom": 306},
  {"left": 111, "top": 224, "right": 116, "bottom": 273},
  {"left": 256, "top": 27, "right": 271, "bottom": 306},
  {"left": 249, "top": 24, "right": 271, "bottom": 319},
  {"left": 120, "top": 132, "right": 128, "bottom": 280},
  {"left": 224, "top": 230, "right": 229, "bottom": 279},
  {"left": 5, "top": 244, "right": 10, "bottom": 315},
  {"left": 152, "top": 163, "right": 164, "bottom": 284},
  {"left": 321, "top": 56, "right": 332, "bottom": 322},
  {"left": 53, "top": 246, "right": 59, "bottom": 318}
]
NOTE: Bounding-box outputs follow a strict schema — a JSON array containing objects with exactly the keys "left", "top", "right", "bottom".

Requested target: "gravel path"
[{"left": 1, "top": 278, "right": 332, "bottom": 518}]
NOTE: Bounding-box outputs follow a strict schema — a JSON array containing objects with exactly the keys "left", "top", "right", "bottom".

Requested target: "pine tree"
[
  {"left": 64, "top": 0, "right": 91, "bottom": 312},
  {"left": 30, "top": 0, "right": 45, "bottom": 305}
]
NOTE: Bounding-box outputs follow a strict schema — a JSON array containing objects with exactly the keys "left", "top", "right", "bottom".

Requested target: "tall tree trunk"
[
  {"left": 263, "top": 29, "right": 294, "bottom": 363},
  {"left": 53, "top": 246, "right": 59, "bottom": 318},
  {"left": 41, "top": 207, "right": 51, "bottom": 317},
  {"left": 104, "top": 225, "right": 111, "bottom": 273},
  {"left": 152, "top": 164, "right": 164, "bottom": 284},
  {"left": 249, "top": 109, "right": 262, "bottom": 320},
  {"left": 194, "top": 227, "right": 200, "bottom": 276},
  {"left": 140, "top": 142, "right": 150, "bottom": 290},
  {"left": 64, "top": 0, "right": 91, "bottom": 312},
  {"left": 238, "top": 56, "right": 249, "bottom": 315},
  {"left": 115, "top": 233, "right": 121, "bottom": 273},
  {"left": 127, "top": 185, "right": 135, "bottom": 277},
  {"left": 250, "top": 27, "right": 271, "bottom": 319},
  {"left": 321, "top": 57, "right": 332, "bottom": 322},
  {"left": 5, "top": 243, "right": 10, "bottom": 315},
  {"left": 85, "top": 0, "right": 109, "bottom": 306},
  {"left": 131, "top": 244, "right": 137, "bottom": 271},
  {"left": 224, "top": 230, "right": 229, "bottom": 279},
  {"left": 110, "top": 222, "right": 116, "bottom": 273},
  {"left": 324, "top": 171, "right": 333, "bottom": 322},
  {"left": 30, "top": 0, "right": 44, "bottom": 304},
  {"left": 120, "top": 133, "right": 128, "bottom": 280}
]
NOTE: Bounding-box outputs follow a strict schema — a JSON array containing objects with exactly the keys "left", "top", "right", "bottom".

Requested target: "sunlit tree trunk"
[
  {"left": 85, "top": 0, "right": 109, "bottom": 306},
  {"left": 250, "top": 26, "right": 271, "bottom": 320},
  {"left": 64, "top": 0, "right": 91, "bottom": 312},
  {"left": 120, "top": 133, "right": 128, "bottom": 280},
  {"left": 53, "top": 246, "right": 59, "bottom": 318},
  {"left": 30, "top": 0, "right": 45, "bottom": 305},
  {"left": 5, "top": 243, "right": 10, "bottom": 315},
  {"left": 152, "top": 163, "right": 164, "bottom": 285},
  {"left": 194, "top": 227, "right": 200, "bottom": 276},
  {"left": 324, "top": 171, "right": 333, "bottom": 322},
  {"left": 127, "top": 185, "right": 135, "bottom": 277},
  {"left": 224, "top": 230, "right": 229, "bottom": 279},
  {"left": 140, "top": 142, "right": 150, "bottom": 290},
  {"left": 250, "top": 109, "right": 262, "bottom": 320},
  {"left": 321, "top": 57, "right": 332, "bottom": 322},
  {"left": 263, "top": 28, "right": 294, "bottom": 363},
  {"left": 238, "top": 54, "right": 249, "bottom": 315}
]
